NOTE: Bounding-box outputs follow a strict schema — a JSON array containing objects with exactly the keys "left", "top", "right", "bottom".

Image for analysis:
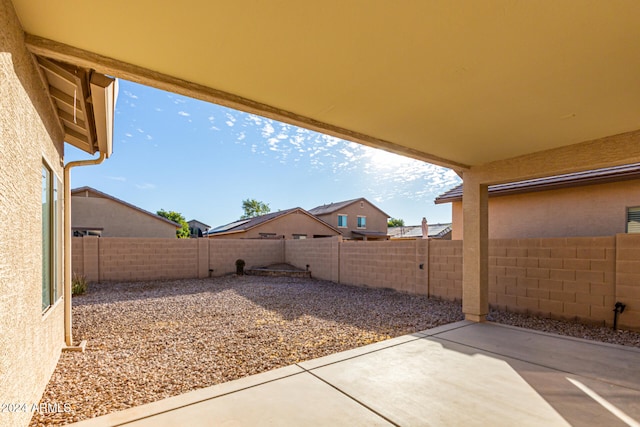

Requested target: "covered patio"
[
  {"left": 7, "top": 2, "right": 640, "bottom": 425},
  {"left": 12, "top": 0, "right": 640, "bottom": 327},
  {"left": 73, "top": 321, "right": 640, "bottom": 426}
]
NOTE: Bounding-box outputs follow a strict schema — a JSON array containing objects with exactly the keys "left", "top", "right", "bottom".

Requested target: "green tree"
[
  {"left": 241, "top": 198, "right": 270, "bottom": 219},
  {"left": 157, "top": 209, "right": 190, "bottom": 238},
  {"left": 388, "top": 218, "right": 405, "bottom": 227}
]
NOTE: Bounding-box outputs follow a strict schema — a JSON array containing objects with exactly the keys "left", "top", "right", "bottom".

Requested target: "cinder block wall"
[
  {"left": 286, "top": 236, "right": 340, "bottom": 282},
  {"left": 71, "top": 235, "right": 640, "bottom": 330},
  {"left": 428, "top": 240, "right": 463, "bottom": 300},
  {"left": 428, "top": 236, "right": 640, "bottom": 329},
  {"left": 209, "top": 239, "right": 285, "bottom": 275},
  {"left": 73, "top": 238, "right": 286, "bottom": 281},
  {"left": 339, "top": 240, "right": 428, "bottom": 294},
  {"left": 99, "top": 238, "right": 199, "bottom": 281},
  {"left": 489, "top": 237, "right": 616, "bottom": 324},
  {"left": 616, "top": 234, "right": 640, "bottom": 330}
]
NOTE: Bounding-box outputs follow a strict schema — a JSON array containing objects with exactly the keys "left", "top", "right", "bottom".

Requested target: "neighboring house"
[
  {"left": 71, "top": 187, "right": 180, "bottom": 238},
  {"left": 388, "top": 223, "right": 452, "bottom": 240},
  {"left": 206, "top": 208, "right": 341, "bottom": 240},
  {"left": 188, "top": 219, "right": 211, "bottom": 238},
  {"left": 308, "top": 198, "right": 390, "bottom": 241},
  {"left": 435, "top": 163, "right": 640, "bottom": 239}
]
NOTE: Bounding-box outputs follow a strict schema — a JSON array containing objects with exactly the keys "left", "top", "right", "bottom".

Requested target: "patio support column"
[{"left": 462, "top": 172, "right": 488, "bottom": 322}]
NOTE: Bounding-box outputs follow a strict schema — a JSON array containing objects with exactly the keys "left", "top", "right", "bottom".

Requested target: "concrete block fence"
[{"left": 73, "top": 234, "right": 640, "bottom": 331}]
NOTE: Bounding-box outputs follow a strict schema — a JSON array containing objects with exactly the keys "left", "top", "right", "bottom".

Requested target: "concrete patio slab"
[
  {"left": 70, "top": 321, "right": 640, "bottom": 427},
  {"left": 112, "top": 372, "right": 393, "bottom": 427},
  {"left": 437, "top": 322, "right": 640, "bottom": 389},
  {"left": 310, "top": 335, "right": 570, "bottom": 426}
]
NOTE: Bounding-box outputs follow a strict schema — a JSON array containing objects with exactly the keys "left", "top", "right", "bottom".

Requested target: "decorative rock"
[{"left": 29, "top": 276, "right": 640, "bottom": 426}]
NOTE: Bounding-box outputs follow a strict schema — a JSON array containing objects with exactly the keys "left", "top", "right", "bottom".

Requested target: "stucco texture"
[
  {"left": 71, "top": 195, "right": 178, "bottom": 238},
  {"left": 451, "top": 179, "right": 640, "bottom": 239},
  {"left": 0, "top": 0, "right": 66, "bottom": 425}
]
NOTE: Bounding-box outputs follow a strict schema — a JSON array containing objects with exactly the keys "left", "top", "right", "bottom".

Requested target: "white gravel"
[{"left": 30, "top": 275, "right": 640, "bottom": 426}]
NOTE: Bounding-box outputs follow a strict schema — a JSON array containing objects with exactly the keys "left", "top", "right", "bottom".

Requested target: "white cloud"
[
  {"left": 245, "top": 114, "right": 263, "bottom": 126},
  {"left": 125, "top": 133, "right": 133, "bottom": 138},
  {"left": 237, "top": 132, "right": 246, "bottom": 141},
  {"left": 123, "top": 90, "right": 138, "bottom": 99},
  {"left": 225, "top": 112, "right": 237, "bottom": 127},
  {"left": 136, "top": 183, "right": 156, "bottom": 190},
  {"left": 261, "top": 122, "right": 275, "bottom": 137},
  {"left": 178, "top": 111, "right": 190, "bottom": 117},
  {"left": 146, "top": 135, "right": 153, "bottom": 140},
  {"left": 106, "top": 176, "right": 126, "bottom": 182}
]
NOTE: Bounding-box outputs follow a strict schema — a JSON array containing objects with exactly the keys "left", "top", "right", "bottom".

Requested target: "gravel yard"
[{"left": 31, "top": 275, "right": 640, "bottom": 426}]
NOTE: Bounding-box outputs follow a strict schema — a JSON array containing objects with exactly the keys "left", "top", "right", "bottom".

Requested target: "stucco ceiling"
[{"left": 11, "top": 1, "right": 640, "bottom": 169}]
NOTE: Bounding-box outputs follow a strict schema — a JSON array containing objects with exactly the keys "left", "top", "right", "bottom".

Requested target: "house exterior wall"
[
  {"left": 71, "top": 195, "right": 177, "bottom": 238},
  {"left": 451, "top": 179, "right": 640, "bottom": 239},
  {"left": 0, "top": 2, "right": 66, "bottom": 425},
  {"left": 314, "top": 201, "right": 388, "bottom": 239},
  {"left": 207, "top": 211, "right": 340, "bottom": 240}
]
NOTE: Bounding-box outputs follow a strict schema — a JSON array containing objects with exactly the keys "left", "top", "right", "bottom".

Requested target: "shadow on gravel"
[{"left": 74, "top": 275, "right": 464, "bottom": 334}]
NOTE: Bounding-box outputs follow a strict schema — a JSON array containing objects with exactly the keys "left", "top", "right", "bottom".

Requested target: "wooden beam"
[{"left": 25, "top": 34, "right": 470, "bottom": 171}]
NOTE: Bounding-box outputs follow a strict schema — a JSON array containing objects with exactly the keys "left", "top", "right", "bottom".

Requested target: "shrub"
[{"left": 72, "top": 273, "right": 89, "bottom": 296}]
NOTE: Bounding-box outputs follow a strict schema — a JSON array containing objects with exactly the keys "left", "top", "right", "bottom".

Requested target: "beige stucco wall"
[
  {"left": 315, "top": 201, "right": 388, "bottom": 239},
  {"left": 71, "top": 195, "right": 177, "bottom": 238},
  {"left": 451, "top": 179, "right": 640, "bottom": 239},
  {"left": 0, "top": 1, "right": 66, "bottom": 425},
  {"left": 208, "top": 211, "right": 339, "bottom": 240}
]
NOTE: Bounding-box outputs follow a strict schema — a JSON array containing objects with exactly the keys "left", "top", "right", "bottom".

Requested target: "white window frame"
[
  {"left": 627, "top": 206, "right": 640, "bottom": 233},
  {"left": 337, "top": 214, "right": 348, "bottom": 228},
  {"left": 357, "top": 215, "right": 367, "bottom": 229},
  {"left": 42, "top": 162, "right": 62, "bottom": 313}
]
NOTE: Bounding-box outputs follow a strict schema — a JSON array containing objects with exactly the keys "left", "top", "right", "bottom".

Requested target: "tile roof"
[
  {"left": 435, "top": 163, "right": 640, "bottom": 204},
  {"left": 206, "top": 208, "right": 341, "bottom": 236},
  {"left": 308, "top": 197, "right": 390, "bottom": 217}
]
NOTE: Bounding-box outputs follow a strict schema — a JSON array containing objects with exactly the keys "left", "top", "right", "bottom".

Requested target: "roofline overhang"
[
  {"left": 89, "top": 73, "right": 117, "bottom": 158},
  {"left": 32, "top": 54, "right": 117, "bottom": 158},
  {"left": 435, "top": 164, "right": 640, "bottom": 204},
  {"left": 24, "top": 34, "right": 469, "bottom": 171}
]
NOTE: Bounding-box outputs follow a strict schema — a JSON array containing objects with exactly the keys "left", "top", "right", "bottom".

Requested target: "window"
[
  {"left": 42, "top": 163, "right": 62, "bottom": 313},
  {"left": 357, "top": 216, "right": 366, "bottom": 228},
  {"left": 337, "top": 214, "right": 347, "bottom": 228},
  {"left": 628, "top": 207, "right": 640, "bottom": 233},
  {"left": 293, "top": 234, "right": 307, "bottom": 240}
]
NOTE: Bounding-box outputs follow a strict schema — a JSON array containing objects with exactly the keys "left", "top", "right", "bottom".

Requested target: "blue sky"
[{"left": 66, "top": 80, "right": 461, "bottom": 228}]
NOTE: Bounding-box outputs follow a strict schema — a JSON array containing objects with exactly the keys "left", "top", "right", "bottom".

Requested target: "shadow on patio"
[{"left": 71, "top": 321, "right": 640, "bottom": 426}]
